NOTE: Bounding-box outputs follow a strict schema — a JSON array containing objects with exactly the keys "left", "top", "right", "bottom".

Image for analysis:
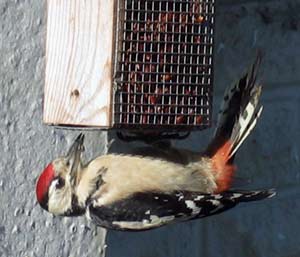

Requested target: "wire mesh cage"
[{"left": 114, "top": 0, "right": 215, "bottom": 131}]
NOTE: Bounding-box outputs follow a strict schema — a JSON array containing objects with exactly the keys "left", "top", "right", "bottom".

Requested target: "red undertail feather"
[{"left": 212, "top": 141, "right": 236, "bottom": 193}]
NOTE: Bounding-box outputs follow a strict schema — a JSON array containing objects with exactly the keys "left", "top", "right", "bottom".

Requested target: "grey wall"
[
  {"left": 0, "top": 1, "right": 300, "bottom": 257},
  {"left": 0, "top": 1, "right": 107, "bottom": 257}
]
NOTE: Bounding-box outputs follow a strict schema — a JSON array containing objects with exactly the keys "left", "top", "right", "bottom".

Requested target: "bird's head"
[{"left": 36, "top": 133, "right": 86, "bottom": 216}]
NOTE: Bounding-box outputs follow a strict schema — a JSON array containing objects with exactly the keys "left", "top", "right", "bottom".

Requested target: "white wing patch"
[
  {"left": 209, "top": 199, "right": 220, "bottom": 206},
  {"left": 112, "top": 215, "right": 175, "bottom": 230},
  {"left": 194, "top": 195, "right": 205, "bottom": 201},
  {"left": 232, "top": 193, "right": 243, "bottom": 199},
  {"left": 214, "top": 194, "right": 223, "bottom": 200},
  {"left": 185, "top": 200, "right": 202, "bottom": 215}
]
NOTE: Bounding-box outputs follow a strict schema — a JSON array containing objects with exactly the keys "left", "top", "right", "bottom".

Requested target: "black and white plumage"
[
  {"left": 36, "top": 55, "right": 275, "bottom": 231},
  {"left": 88, "top": 189, "right": 275, "bottom": 231},
  {"left": 207, "top": 54, "right": 263, "bottom": 159}
]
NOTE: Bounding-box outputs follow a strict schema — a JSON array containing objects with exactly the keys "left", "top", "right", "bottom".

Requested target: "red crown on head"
[{"left": 36, "top": 163, "right": 55, "bottom": 208}]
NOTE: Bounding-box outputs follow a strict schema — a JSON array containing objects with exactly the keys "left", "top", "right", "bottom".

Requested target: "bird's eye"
[
  {"left": 66, "top": 160, "right": 70, "bottom": 166},
  {"left": 55, "top": 178, "right": 65, "bottom": 189}
]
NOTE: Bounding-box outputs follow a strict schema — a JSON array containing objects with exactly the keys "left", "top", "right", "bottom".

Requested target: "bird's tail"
[{"left": 206, "top": 54, "right": 263, "bottom": 192}]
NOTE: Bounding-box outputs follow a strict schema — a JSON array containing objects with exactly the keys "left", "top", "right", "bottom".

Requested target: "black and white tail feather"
[{"left": 207, "top": 54, "right": 263, "bottom": 160}]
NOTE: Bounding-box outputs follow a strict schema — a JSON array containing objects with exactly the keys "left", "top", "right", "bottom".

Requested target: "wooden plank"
[{"left": 44, "top": 0, "right": 115, "bottom": 127}]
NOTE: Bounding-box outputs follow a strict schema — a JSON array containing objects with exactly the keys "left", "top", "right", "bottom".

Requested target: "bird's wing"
[{"left": 87, "top": 189, "right": 275, "bottom": 231}]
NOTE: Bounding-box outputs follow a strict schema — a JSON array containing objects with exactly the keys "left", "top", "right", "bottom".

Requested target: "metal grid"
[{"left": 114, "top": 0, "right": 215, "bottom": 130}]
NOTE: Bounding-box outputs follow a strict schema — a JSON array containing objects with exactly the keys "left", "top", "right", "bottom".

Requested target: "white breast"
[{"left": 79, "top": 154, "right": 217, "bottom": 206}]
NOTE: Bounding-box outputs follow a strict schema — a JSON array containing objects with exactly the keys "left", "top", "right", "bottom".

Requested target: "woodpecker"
[{"left": 36, "top": 56, "right": 275, "bottom": 231}]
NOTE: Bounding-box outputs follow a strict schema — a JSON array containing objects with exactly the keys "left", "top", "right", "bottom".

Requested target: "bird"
[{"left": 36, "top": 55, "right": 275, "bottom": 231}]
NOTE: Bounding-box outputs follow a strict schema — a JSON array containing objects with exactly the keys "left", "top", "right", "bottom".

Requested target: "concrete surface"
[
  {"left": 0, "top": 0, "right": 300, "bottom": 257},
  {"left": 0, "top": 1, "right": 107, "bottom": 257}
]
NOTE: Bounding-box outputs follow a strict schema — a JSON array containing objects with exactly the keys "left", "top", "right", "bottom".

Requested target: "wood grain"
[{"left": 44, "top": 0, "right": 115, "bottom": 127}]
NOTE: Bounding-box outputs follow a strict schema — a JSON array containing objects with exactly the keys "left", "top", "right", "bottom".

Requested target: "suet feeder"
[{"left": 43, "top": 0, "right": 215, "bottom": 133}]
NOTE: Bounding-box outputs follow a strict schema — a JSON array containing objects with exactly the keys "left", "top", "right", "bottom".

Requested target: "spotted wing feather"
[{"left": 88, "top": 189, "right": 275, "bottom": 231}]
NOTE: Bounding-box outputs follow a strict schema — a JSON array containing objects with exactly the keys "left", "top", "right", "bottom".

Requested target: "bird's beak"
[{"left": 66, "top": 133, "right": 85, "bottom": 184}]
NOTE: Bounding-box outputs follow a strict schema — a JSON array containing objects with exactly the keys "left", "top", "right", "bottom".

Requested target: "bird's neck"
[
  {"left": 74, "top": 165, "right": 103, "bottom": 208},
  {"left": 64, "top": 193, "right": 86, "bottom": 216}
]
